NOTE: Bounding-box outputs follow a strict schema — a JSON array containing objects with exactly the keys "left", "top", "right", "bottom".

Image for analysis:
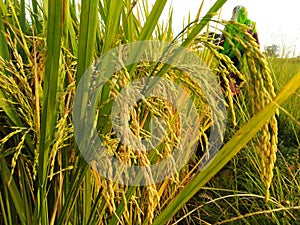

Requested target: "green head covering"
[
  {"left": 222, "top": 5, "right": 256, "bottom": 58},
  {"left": 232, "top": 6, "right": 248, "bottom": 23}
]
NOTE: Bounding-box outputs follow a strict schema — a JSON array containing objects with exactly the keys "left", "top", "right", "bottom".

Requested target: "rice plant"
[{"left": 0, "top": 0, "right": 299, "bottom": 224}]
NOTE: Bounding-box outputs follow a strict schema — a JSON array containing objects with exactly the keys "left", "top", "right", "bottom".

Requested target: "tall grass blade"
[
  {"left": 137, "top": 0, "right": 167, "bottom": 41},
  {"left": 182, "top": 0, "right": 227, "bottom": 47},
  {"left": 74, "top": 2, "right": 99, "bottom": 223},
  {"left": 19, "top": 0, "right": 26, "bottom": 32},
  {"left": 96, "top": 0, "right": 124, "bottom": 135},
  {"left": 74, "top": 0, "right": 98, "bottom": 135},
  {"left": 0, "top": 160, "right": 26, "bottom": 225},
  {"left": 127, "top": 0, "right": 167, "bottom": 76},
  {"left": 63, "top": 0, "right": 78, "bottom": 56},
  {"left": 30, "top": 0, "right": 42, "bottom": 34},
  {"left": 101, "top": 0, "right": 123, "bottom": 54},
  {"left": 37, "top": 0, "right": 64, "bottom": 224},
  {"left": 0, "top": 9, "right": 9, "bottom": 60},
  {"left": 56, "top": 164, "right": 89, "bottom": 224},
  {"left": 76, "top": 0, "right": 98, "bottom": 82},
  {"left": 123, "top": 0, "right": 138, "bottom": 43}
]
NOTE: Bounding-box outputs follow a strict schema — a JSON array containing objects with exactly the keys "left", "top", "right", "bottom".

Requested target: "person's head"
[{"left": 231, "top": 5, "right": 248, "bottom": 23}]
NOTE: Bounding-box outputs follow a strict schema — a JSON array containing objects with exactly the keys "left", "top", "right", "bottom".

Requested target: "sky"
[{"left": 151, "top": 0, "right": 300, "bottom": 57}]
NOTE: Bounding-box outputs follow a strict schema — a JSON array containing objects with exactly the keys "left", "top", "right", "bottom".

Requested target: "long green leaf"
[
  {"left": 19, "top": 0, "right": 26, "bottom": 32},
  {"left": 19, "top": 159, "right": 33, "bottom": 224},
  {"left": 0, "top": 8, "right": 9, "bottom": 59},
  {"left": 96, "top": 0, "right": 123, "bottom": 138},
  {"left": 181, "top": 0, "right": 227, "bottom": 48},
  {"left": 101, "top": 0, "right": 123, "bottom": 54},
  {"left": 76, "top": 0, "right": 98, "bottom": 82},
  {"left": 95, "top": 0, "right": 126, "bottom": 141},
  {"left": 56, "top": 161, "right": 89, "bottom": 224},
  {"left": 0, "top": 160, "right": 26, "bottom": 225},
  {"left": 137, "top": 0, "right": 167, "bottom": 41},
  {"left": 123, "top": 0, "right": 167, "bottom": 63},
  {"left": 37, "top": 0, "right": 64, "bottom": 224},
  {"left": 0, "top": 191, "right": 9, "bottom": 225},
  {"left": 64, "top": 0, "right": 78, "bottom": 56},
  {"left": 152, "top": 70, "right": 300, "bottom": 225},
  {"left": 76, "top": 0, "right": 99, "bottom": 223},
  {"left": 127, "top": 0, "right": 168, "bottom": 76},
  {"left": 74, "top": 0, "right": 98, "bottom": 135},
  {"left": 123, "top": 0, "right": 138, "bottom": 43},
  {"left": 30, "top": 0, "right": 43, "bottom": 34}
]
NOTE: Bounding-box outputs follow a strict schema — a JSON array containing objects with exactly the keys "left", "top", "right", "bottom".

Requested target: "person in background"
[{"left": 219, "top": 5, "right": 260, "bottom": 95}]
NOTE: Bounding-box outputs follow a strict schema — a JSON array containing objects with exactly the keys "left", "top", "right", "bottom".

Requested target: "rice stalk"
[{"left": 215, "top": 20, "right": 279, "bottom": 201}]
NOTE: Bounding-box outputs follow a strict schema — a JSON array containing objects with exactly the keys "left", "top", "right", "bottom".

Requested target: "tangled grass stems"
[{"left": 216, "top": 206, "right": 300, "bottom": 225}]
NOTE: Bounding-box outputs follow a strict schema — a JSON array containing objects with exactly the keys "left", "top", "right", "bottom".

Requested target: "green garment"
[{"left": 222, "top": 5, "right": 257, "bottom": 59}]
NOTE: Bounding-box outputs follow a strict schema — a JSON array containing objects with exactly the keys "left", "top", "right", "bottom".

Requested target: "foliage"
[
  {"left": 264, "top": 45, "right": 280, "bottom": 58},
  {"left": 0, "top": 0, "right": 299, "bottom": 224}
]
